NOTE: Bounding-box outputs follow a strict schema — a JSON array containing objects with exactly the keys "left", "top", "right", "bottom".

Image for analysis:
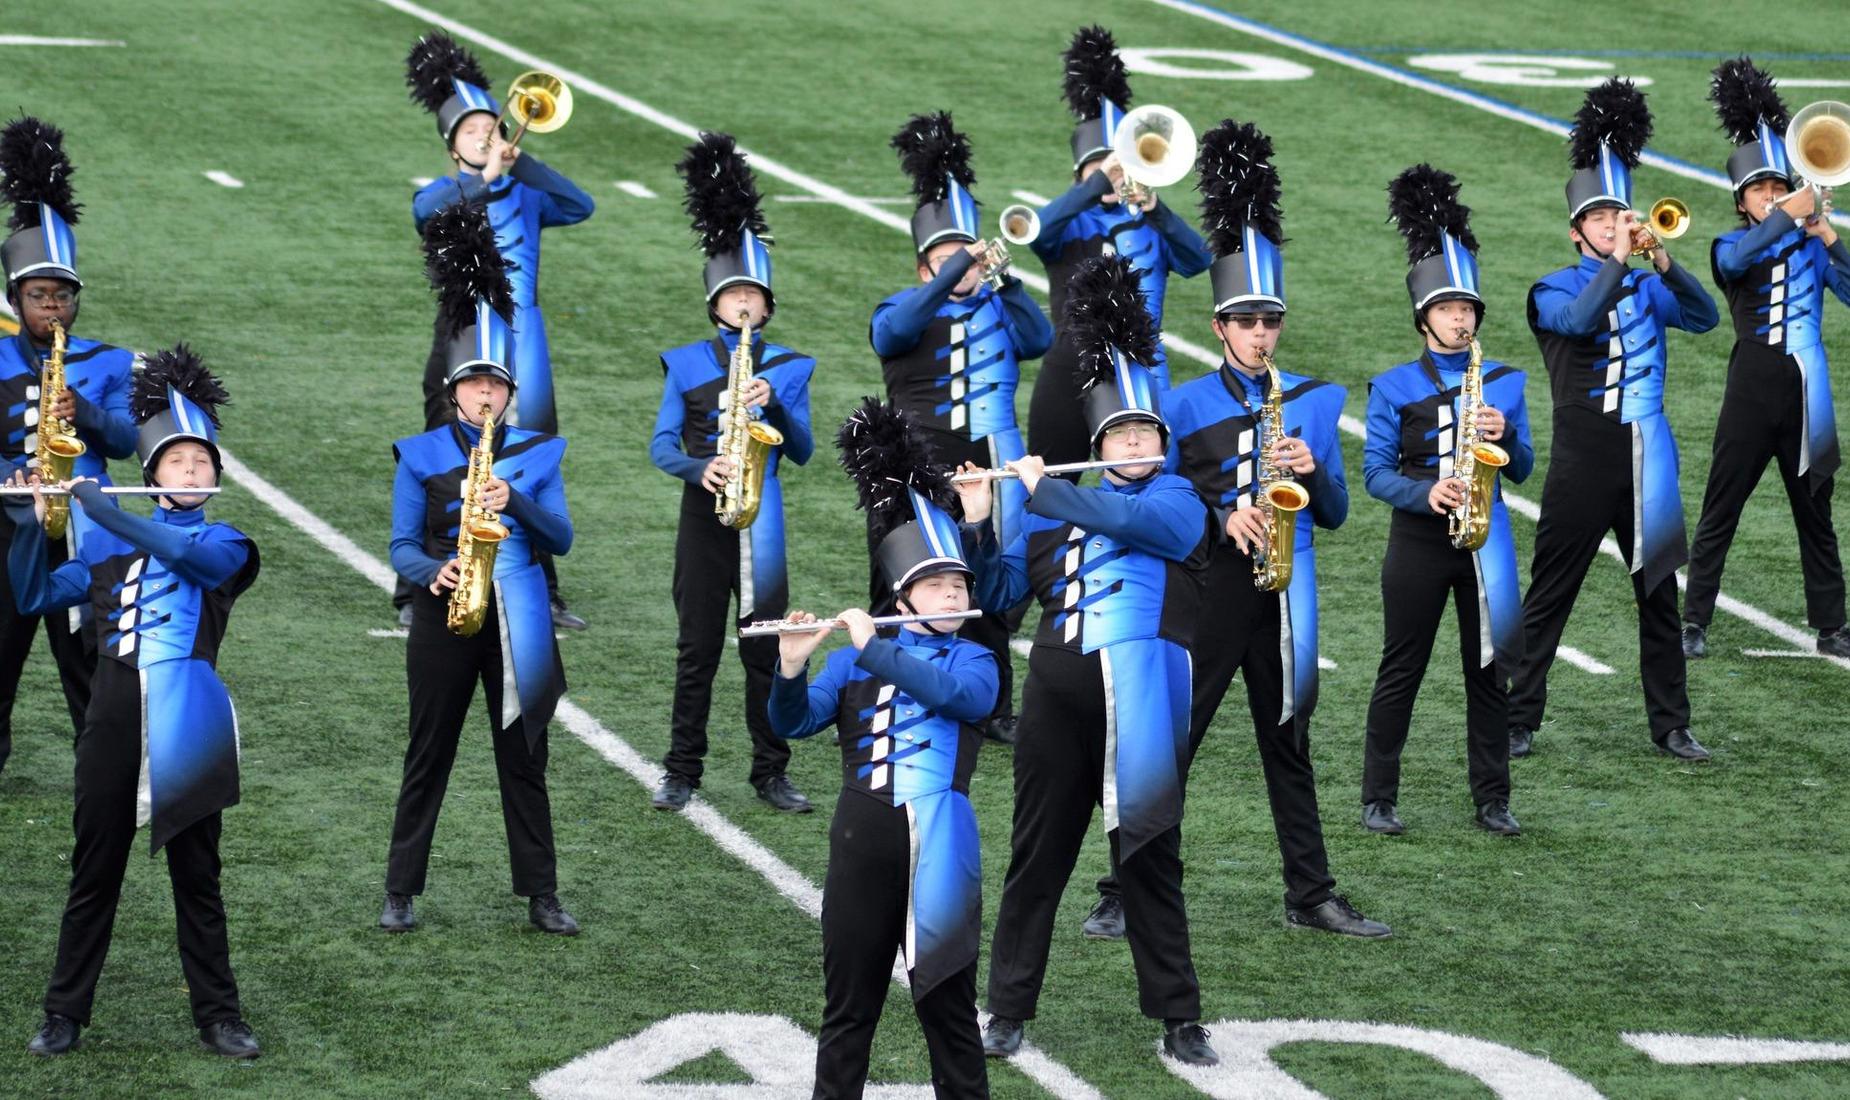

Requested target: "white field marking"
[
  {"left": 1780, "top": 79, "right": 1850, "bottom": 88},
  {"left": 1556, "top": 646, "right": 1614, "bottom": 675},
  {"left": 1622, "top": 1031, "right": 1850, "bottom": 1065},
  {"left": 411, "top": 176, "right": 435, "bottom": 188},
  {"left": 1010, "top": 638, "right": 1033, "bottom": 659},
  {"left": 368, "top": 628, "right": 409, "bottom": 639},
  {"left": 614, "top": 180, "right": 656, "bottom": 198},
  {"left": 203, "top": 170, "right": 245, "bottom": 189},
  {"left": 1317, "top": 655, "right": 1337, "bottom": 671},
  {"left": 0, "top": 35, "right": 125, "bottom": 47},
  {"left": 1012, "top": 189, "right": 1052, "bottom": 207},
  {"left": 1409, "top": 53, "right": 1649, "bottom": 89},
  {"left": 370, "top": 0, "right": 1844, "bottom": 680},
  {"left": 1740, "top": 648, "right": 1828, "bottom": 659},
  {"left": 1119, "top": 46, "right": 1314, "bottom": 83},
  {"left": 771, "top": 193, "right": 911, "bottom": 205}
]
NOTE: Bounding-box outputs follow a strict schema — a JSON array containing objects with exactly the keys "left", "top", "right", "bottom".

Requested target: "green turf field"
[{"left": 2, "top": 0, "right": 1849, "bottom": 1096}]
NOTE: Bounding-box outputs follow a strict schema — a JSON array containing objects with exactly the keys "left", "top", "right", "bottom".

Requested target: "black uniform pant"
[
  {"left": 1026, "top": 339, "right": 1091, "bottom": 480},
  {"left": 1509, "top": 410, "right": 1689, "bottom": 740},
  {"left": 386, "top": 588, "right": 557, "bottom": 897},
  {"left": 664, "top": 485, "right": 790, "bottom": 788},
  {"left": 43, "top": 661, "right": 240, "bottom": 1029},
  {"left": 987, "top": 645, "right": 1200, "bottom": 1023},
  {"left": 1685, "top": 344, "right": 1845, "bottom": 632},
  {"left": 0, "top": 520, "right": 95, "bottom": 774},
  {"left": 1362, "top": 512, "right": 1512, "bottom": 808},
  {"left": 1098, "top": 546, "right": 1336, "bottom": 910},
  {"left": 815, "top": 790, "right": 987, "bottom": 1100}
]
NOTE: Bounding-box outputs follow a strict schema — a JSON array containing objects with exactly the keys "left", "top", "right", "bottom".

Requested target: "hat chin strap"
[{"left": 894, "top": 593, "right": 964, "bottom": 636}]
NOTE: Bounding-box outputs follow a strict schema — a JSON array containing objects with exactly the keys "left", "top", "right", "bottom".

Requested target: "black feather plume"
[
  {"left": 1387, "top": 164, "right": 1477, "bottom": 265},
  {"left": 1570, "top": 77, "right": 1652, "bottom": 170},
  {"left": 1062, "top": 25, "right": 1132, "bottom": 119},
  {"left": 0, "top": 117, "right": 80, "bottom": 231},
  {"left": 678, "top": 132, "right": 771, "bottom": 258},
  {"left": 405, "top": 31, "right": 492, "bottom": 114},
  {"left": 421, "top": 199, "right": 515, "bottom": 338},
  {"left": 131, "top": 344, "right": 229, "bottom": 427},
  {"left": 836, "top": 397, "right": 957, "bottom": 531},
  {"left": 1063, "top": 254, "right": 1160, "bottom": 388},
  {"left": 1195, "top": 118, "right": 1282, "bottom": 256},
  {"left": 1710, "top": 56, "right": 1790, "bottom": 145},
  {"left": 891, "top": 112, "right": 975, "bottom": 205}
]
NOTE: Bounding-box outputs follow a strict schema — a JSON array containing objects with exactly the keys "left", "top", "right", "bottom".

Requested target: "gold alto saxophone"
[
  {"left": 37, "top": 319, "right": 87, "bottom": 539},
  {"left": 1448, "top": 336, "right": 1510, "bottom": 552},
  {"left": 1252, "top": 351, "right": 1310, "bottom": 593},
  {"left": 446, "top": 403, "right": 510, "bottom": 637},
  {"left": 713, "top": 311, "right": 783, "bottom": 529}
]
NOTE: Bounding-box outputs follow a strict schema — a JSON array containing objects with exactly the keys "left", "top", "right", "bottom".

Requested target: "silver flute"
[
  {"left": 738, "top": 609, "right": 983, "bottom": 637},
  {"left": 949, "top": 457, "right": 1159, "bottom": 484},
  {"left": 0, "top": 486, "right": 224, "bottom": 497}
]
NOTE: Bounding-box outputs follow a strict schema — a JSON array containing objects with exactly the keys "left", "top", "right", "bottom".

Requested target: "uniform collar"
[
  {"left": 894, "top": 626, "right": 960, "bottom": 650},
  {"left": 1575, "top": 252, "right": 1612, "bottom": 276},
  {"left": 153, "top": 503, "right": 208, "bottom": 527},
  {"left": 1428, "top": 348, "right": 1470, "bottom": 372},
  {"left": 1219, "top": 360, "right": 1267, "bottom": 406}
]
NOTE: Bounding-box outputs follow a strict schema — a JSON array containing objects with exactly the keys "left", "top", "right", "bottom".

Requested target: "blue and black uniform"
[
  {"left": 1512, "top": 254, "right": 1719, "bottom": 742},
  {"left": 386, "top": 417, "right": 572, "bottom": 899},
  {"left": 1687, "top": 211, "right": 1850, "bottom": 636},
  {"left": 9, "top": 481, "right": 258, "bottom": 1031},
  {"left": 0, "top": 328, "right": 135, "bottom": 770},
  {"left": 1362, "top": 349, "right": 1534, "bottom": 808},
  {"left": 1024, "top": 174, "right": 1211, "bottom": 469},
  {"left": 974, "top": 472, "right": 1209, "bottom": 1025},
  {"left": 652, "top": 327, "right": 815, "bottom": 793},
  {"left": 871, "top": 250, "right": 1052, "bottom": 715},
  {"left": 770, "top": 627, "right": 997, "bottom": 1099}
]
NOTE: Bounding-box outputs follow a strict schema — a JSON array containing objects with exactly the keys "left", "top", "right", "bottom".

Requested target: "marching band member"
[
  {"left": 381, "top": 201, "right": 578, "bottom": 936},
  {"left": 771, "top": 399, "right": 998, "bottom": 1100},
  {"left": 972, "top": 254, "right": 1218, "bottom": 1068},
  {"left": 1025, "top": 25, "right": 1211, "bottom": 471},
  {"left": 13, "top": 348, "right": 261, "bottom": 1058},
  {"left": 402, "top": 31, "right": 594, "bottom": 630},
  {"left": 1684, "top": 59, "right": 1850, "bottom": 660},
  {"left": 1362, "top": 166, "right": 1533, "bottom": 836},
  {"left": 0, "top": 117, "right": 137, "bottom": 775},
  {"left": 1508, "top": 79, "right": 1720, "bottom": 761},
  {"left": 650, "top": 134, "right": 816, "bottom": 815},
  {"left": 874, "top": 111, "right": 1053, "bottom": 743}
]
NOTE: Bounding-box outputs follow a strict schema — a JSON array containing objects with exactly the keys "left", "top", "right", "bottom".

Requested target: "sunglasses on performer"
[{"left": 1225, "top": 314, "right": 1282, "bottom": 330}]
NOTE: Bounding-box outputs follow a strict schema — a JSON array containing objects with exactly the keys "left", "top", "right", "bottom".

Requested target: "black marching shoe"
[
  {"left": 1682, "top": 622, "right": 1708, "bottom": 659},
  {"left": 27, "top": 1014, "right": 79, "bottom": 1057},
  {"left": 755, "top": 775, "right": 813, "bottom": 813},
  {"left": 1081, "top": 893, "right": 1126, "bottom": 940},
  {"left": 551, "top": 597, "right": 588, "bottom": 631},
  {"left": 1475, "top": 800, "right": 1522, "bottom": 836},
  {"left": 379, "top": 892, "right": 416, "bottom": 932},
  {"left": 982, "top": 1015, "right": 1023, "bottom": 1058},
  {"left": 1361, "top": 800, "right": 1405, "bottom": 835},
  {"left": 1658, "top": 727, "right": 1711, "bottom": 762},
  {"left": 1285, "top": 894, "right": 1393, "bottom": 938},
  {"left": 1508, "top": 725, "right": 1534, "bottom": 759},
  {"left": 981, "top": 714, "right": 1018, "bottom": 745},
  {"left": 396, "top": 603, "right": 414, "bottom": 629},
  {"left": 1819, "top": 626, "right": 1850, "bottom": 659},
  {"left": 529, "top": 893, "right": 581, "bottom": 936},
  {"left": 199, "top": 1019, "right": 260, "bottom": 1059},
  {"left": 652, "top": 773, "right": 693, "bottom": 812},
  {"left": 1162, "top": 1020, "right": 1219, "bottom": 1067}
]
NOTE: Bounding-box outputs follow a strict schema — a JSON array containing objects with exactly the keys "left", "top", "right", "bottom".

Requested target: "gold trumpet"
[
  {"left": 1629, "top": 197, "right": 1690, "bottom": 256},
  {"left": 477, "top": 71, "right": 573, "bottom": 155}
]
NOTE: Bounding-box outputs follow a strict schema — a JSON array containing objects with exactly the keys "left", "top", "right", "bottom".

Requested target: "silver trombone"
[
  {"left": 739, "top": 609, "right": 982, "bottom": 637},
  {"left": 1776, "top": 100, "right": 1850, "bottom": 222}
]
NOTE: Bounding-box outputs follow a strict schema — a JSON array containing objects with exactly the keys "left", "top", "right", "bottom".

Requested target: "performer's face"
[
  {"left": 1212, "top": 311, "right": 1283, "bottom": 374},
  {"left": 153, "top": 441, "right": 217, "bottom": 508},
  {"left": 12, "top": 277, "right": 78, "bottom": 343},
  {"left": 1738, "top": 177, "right": 1791, "bottom": 224},
  {"left": 1571, "top": 206, "right": 1624, "bottom": 258},
  {"left": 1099, "top": 418, "right": 1164, "bottom": 482},
  {"left": 453, "top": 375, "right": 511, "bottom": 424},
  {"left": 901, "top": 572, "right": 971, "bottom": 633},
  {"left": 919, "top": 241, "right": 985, "bottom": 300},
  {"left": 1422, "top": 300, "right": 1478, "bottom": 351},
  {"left": 450, "top": 113, "right": 496, "bottom": 167},
  {"left": 714, "top": 285, "right": 769, "bottom": 330}
]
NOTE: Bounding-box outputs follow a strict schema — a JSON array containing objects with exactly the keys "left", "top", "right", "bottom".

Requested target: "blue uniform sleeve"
[
  {"left": 1304, "top": 423, "right": 1348, "bottom": 531},
  {"left": 511, "top": 155, "right": 596, "bottom": 228},
  {"left": 998, "top": 281, "right": 1055, "bottom": 360},
  {"left": 1714, "top": 212, "right": 1797, "bottom": 281},
  {"left": 768, "top": 650, "right": 848, "bottom": 740},
  {"left": 871, "top": 251, "right": 974, "bottom": 357},
  {"left": 6, "top": 514, "right": 89, "bottom": 614},
  {"left": 1824, "top": 237, "right": 1850, "bottom": 308},
  {"left": 412, "top": 175, "right": 486, "bottom": 233},
  {"left": 501, "top": 465, "right": 573, "bottom": 557},
  {"left": 759, "top": 363, "right": 815, "bottom": 467},
  {"left": 1531, "top": 260, "right": 1627, "bottom": 336},
  {"left": 1030, "top": 173, "right": 1112, "bottom": 261},
  {"left": 390, "top": 456, "right": 445, "bottom": 588},
  {"left": 650, "top": 366, "right": 708, "bottom": 486},
  {"left": 1499, "top": 384, "right": 1536, "bottom": 485},
  {"left": 1653, "top": 259, "right": 1721, "bottom": 334},
  {"left": 69, "top": 382, "right": 138, "bottom": 460},
  {"left": 963, "top": 518, "right": 1031, "bottom": 614},
  {"left": 68, "top": 482, "right": 249, "bottom": 591},
  {"left": 1026, "top": 476, "right": 1205, "bottom": 562},
  {"left": 1362, "top": 385, "right": 1431, "bottom": 515},
  {"left": 855, "top": 637, "right": 998, "bottom": 722},
  {"left": 1144, "top": 201, "right": 1213, "bottom": 277}
]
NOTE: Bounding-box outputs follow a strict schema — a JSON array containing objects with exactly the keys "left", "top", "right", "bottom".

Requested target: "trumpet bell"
[
  {"left": 1111, "top": 104, "right": 1197, "bottom": 190},
  {"left": 1787, "top": 100, "right": 1850, "bottom": 187},
  {"left": 999, "top": 204, "right": 1040, "bottom": 245},
  {"left": 1648, "top": 197, "right": 1690, "bottom": 239},
  {"left": 506, "top": 71, "right": 573, "bottom": 133}
]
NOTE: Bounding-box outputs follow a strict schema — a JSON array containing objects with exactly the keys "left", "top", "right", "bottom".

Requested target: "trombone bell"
[
  {"left": 505, "top": 71, "right": 573, "bottom": 134},
  {"left": 1111, "top": 104, "right": 1197, "bottom": 191},
  {"left": 1787, "top": 100, "right": 1850, "bottom": 188},
  {"left": 999, "top": 204, "right": 1040, "bottom": 245}
]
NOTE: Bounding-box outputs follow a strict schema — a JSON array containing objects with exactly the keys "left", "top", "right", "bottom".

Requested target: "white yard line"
[
  {"left": 1740, "top": 648, "right": 1827, "bottom": 660},
  {"left": 203, "top": 170, "right": 245, "bottom": 189},
  {"left": 0, "top": 35, "right": 125, "bottom": 47},
  {"left": 411, "top": 176, "right": 435, "bottom": 187},
  {"left": 1012, "top": 189, "right": 1052, "bottom": 207},
  {"left": 1556, "top": 646, "right": 1614, "bottom": 676},
  {"left": 772, "top": 194, "right": 912, "bottom": 205},
  {"left": 613, "top": 180, "right": 657, "bottom": 198}
]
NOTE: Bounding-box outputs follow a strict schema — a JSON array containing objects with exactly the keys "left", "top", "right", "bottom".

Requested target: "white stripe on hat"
[
  {"left": 168, "top": 385, "right": 196, "bottom": 437},
  {"left": 912, "top": 490, "right": 950, "bottom": 559}
]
